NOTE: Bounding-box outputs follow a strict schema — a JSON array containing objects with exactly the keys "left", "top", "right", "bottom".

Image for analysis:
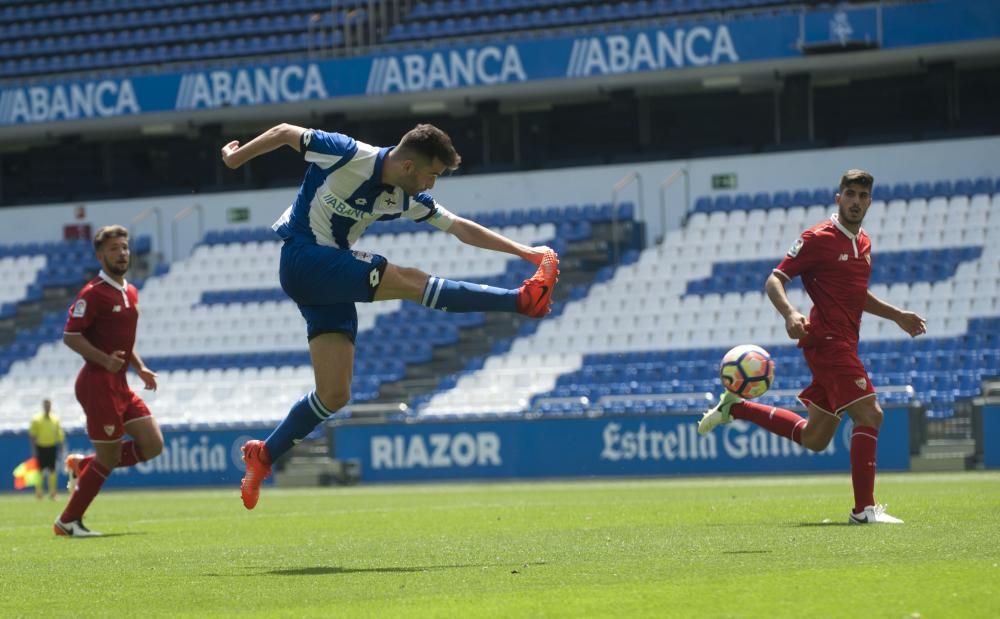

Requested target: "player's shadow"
[
  {"left": 268, "top": 564, "right": 484, "bottom": 576},
  {"left": 794, "top": 522, "right": 853, "bottom": 527},
  {"left": 65, "top": 532, "right": 147, "bottom": 539}
]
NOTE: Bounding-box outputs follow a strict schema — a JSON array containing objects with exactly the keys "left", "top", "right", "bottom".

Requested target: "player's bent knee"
[
  {"left": 315, "top": 388, "right": 350, "bottom": 412},
  {"left": 142, "top": 436, "right": 164, "bottom": 459},
  {"left": 849, "top": 400, "right": 884, "bottom": 428},
  {"left": 800, "top": 435, "right": 832, "bottom": 452}
]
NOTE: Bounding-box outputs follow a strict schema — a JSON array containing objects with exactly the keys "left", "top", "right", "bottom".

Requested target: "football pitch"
[{"left": 2, "top": 472, "right": 998, "bottom": 618}]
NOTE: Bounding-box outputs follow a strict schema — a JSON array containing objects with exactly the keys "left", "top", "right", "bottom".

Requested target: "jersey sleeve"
[
  {"left": 301, "top": 129, "right": 357, "bottom": 168},
  {"left": 64, "top": 288, "right": 99, "bottom": 333},
  {"left": 402, "top": 193, "right": 457, "bottom": 231},
  {"left": 28, "top": 418, "right": 38, "bottom": 438},
  {"left": 774, "top": 229, "right": 822, "bottom": 281}
]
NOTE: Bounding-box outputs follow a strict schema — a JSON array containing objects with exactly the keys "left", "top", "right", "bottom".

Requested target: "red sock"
[
  {"left": 850, "top": 425, "right": 879, "bottom": 512},
  {"left": 730, "top": 401, "right": 806, "bottom": 444},
  {"left": 78, "top": 442, "right": 146, "bottom": 471},
  {"left": 78, "top": 454, "right": 94, "bottom": 472},
  {"left": 60, "top": 460, "right": 110, "bottom": 523}
]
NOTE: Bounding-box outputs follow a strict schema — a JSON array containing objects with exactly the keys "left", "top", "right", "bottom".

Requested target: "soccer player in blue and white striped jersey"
[{"left": 221, "top": 123, "right": 558, "bottom": 509}]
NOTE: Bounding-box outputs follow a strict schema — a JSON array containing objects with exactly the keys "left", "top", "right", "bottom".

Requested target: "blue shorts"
[{"left": 279, "top": 241, "right": 388, "bottom": 341}]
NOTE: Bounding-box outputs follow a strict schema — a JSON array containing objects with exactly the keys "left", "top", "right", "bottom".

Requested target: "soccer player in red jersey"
[
  {"left": 698, "top": 169, "right": 927, "bottom": 524},
  {"left": 54, "top": 225, "right": 164, "bottom": 537}
]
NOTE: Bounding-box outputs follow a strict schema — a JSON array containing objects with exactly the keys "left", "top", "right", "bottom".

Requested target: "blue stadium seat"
[
  {"left": 712, "top": 195, "right": 732, "bottom": 212},
  {"left": 930, "top": 180, "right": 953, "bottom": 198},
  {"left": 951, "top": 178, "right": 974, "bottom": 197},
  {"left": 812, "top": 187, "right": 835, "bottom": 205},
  {"left": 971, "top": 177, "right": 994, "bottom": 196},
  {"left": 872, "top": 185, "right": 892, "bottom": 202},
  {"left": 911, "top": 181, "right": 932, "bottom": 199},
  {"left": 791, "top": 190, "right": 812, "bottom": 207},
  {"left": 891, "top": 182, "right": 912, "bottom": 201},
  {"left": 733, "top": 193, "right": 752, "bottom": 211},
  {"left": 752, "top": 192, "right": 771, "bottom": 210}
]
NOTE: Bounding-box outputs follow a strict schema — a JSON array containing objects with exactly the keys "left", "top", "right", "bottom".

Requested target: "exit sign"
[
  {"left": 227, "top": 207, "right": 250, "bottom": 223},
  {"left": 712, "top": 173, "right": 738, "bottom": 190}
]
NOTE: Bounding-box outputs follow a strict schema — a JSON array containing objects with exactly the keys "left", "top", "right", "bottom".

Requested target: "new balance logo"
[{"left": 838, "top": 254, "right": 849, "bottom": 261}]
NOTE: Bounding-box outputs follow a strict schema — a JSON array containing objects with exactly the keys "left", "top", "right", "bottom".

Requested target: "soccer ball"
[{"left": 719, "top": 344, "right": 775, "bottom": 399}]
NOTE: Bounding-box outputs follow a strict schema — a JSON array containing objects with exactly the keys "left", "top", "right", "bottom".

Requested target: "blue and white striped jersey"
[{"left": 272, "top": 129, "right": 456, "bottom": 248}]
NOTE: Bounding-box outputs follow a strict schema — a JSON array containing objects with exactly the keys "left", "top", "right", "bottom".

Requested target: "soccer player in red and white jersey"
[
  {"left": 54, "top": 225, "right": 164, "bottom": 537},
  {"left": 698, "top": 169, "right": 927, "bottom": 524}
]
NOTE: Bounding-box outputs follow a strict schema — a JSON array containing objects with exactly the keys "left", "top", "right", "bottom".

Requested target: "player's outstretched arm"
[
  {"left": 864, "top": 290, "right": 927, "bottom": 337},
  {"left": 128, "top": 349, "right": 158, "bottom": 391},
  {"left": 766, "top": 272, "right": 809, "bottom": 339},
  {"left": 221, "top": 123, "right": 307, "bottom": 169},
  {"left": 446, "top": 217, "right": 552, "bottom": 265}
]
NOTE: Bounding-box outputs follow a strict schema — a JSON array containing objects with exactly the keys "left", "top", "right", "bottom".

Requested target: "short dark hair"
[
  {"left": 94, "top": 225, "right": 129, "bottom": 251},
  {"left": 839, "top": 169, "right": 874, "bottom": 192},
  {"left": 397, "top": 124, "right": 461, "bottom": 170}
]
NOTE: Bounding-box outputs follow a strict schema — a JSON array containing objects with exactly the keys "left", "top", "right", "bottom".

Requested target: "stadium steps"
[
  {"left": 272, "top": 435, "right": 359, "bottom": 488},
  {"left": 0, "top": 246, "right": 153, "bottom": 361},
  {"left": 366, "top": 229, "right": 631, "bottom": 409},
  {"left": 911, "top": 438, "right": 977, "bottom": 471},
  {"left": 0, "top": 284, "right": 76, "bottom": 347}
]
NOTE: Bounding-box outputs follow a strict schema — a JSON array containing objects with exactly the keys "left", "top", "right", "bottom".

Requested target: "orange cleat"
[
  {"left": 516, "top": 249, "right": 559, "bottom": 318},
  {"left": 64, "top": 453, "right": 84, "bottom": 492},
  {"left": 240, "top": 440, "right": 272, "bottom": 510}
]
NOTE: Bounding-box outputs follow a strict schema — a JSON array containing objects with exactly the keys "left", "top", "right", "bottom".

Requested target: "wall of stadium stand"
[
  {"left": 0, "top": 135, "right": 997, "bottom": 260},
  {"left": 0, "top": 136, "right": 998, "bottom": 487}
]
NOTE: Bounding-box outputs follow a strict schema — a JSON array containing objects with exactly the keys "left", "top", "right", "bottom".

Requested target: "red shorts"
[
  {"left": 798, "top": 341, "right": 876, "bottom": 417},
  {"left": 75, "top": 365, "right": 151, "bottom": 442}
]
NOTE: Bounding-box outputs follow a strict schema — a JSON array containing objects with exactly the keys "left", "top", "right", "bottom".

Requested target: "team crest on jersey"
[
  {"left": 788, "top": 238, "right": 804, "bottom": 257},
  {"left": 71, "top": 299, "right": 87, "bottom": 317},
  {"left": 112, "top": 305, "right": 122, "bottom": 312},
  {"left": 103, "top": 425, "right": 115, "bottom": 436},
  {"left": 855, "top": 378, "right": 867, "bottom": 389}
]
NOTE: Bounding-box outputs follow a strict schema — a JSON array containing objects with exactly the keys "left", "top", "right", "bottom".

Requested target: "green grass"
[{"left": 2, "top": 473, "right": 999, "bottom": 618}]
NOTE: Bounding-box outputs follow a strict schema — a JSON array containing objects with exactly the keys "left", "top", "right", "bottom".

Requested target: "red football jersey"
[
  {"left": 773, "top": 215, "right": 872, "bottom": 347},
  {"left": 64, "top": 271, "right": 140, "bottom": 373}
]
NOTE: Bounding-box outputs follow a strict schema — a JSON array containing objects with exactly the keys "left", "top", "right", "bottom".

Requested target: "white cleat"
[
  {"left": 849, "top": 504, "right": 904, "bottom": 525},
  {"left": 698, "top": 390, "right": 743, "bottom": 434},
  {"left": 53, "top": 518, "right": 102, "bottom": 537}
]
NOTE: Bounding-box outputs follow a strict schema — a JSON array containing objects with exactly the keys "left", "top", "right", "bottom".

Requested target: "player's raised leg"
[
  {"left": 699, "top": 396, "right": 811, "bottom": 444},
  {"left": 376, "top": 249, "right": 559, "bottom": 317}
]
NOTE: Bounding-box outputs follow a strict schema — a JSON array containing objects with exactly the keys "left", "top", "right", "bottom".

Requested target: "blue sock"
[
  {"left": 264, "top": 391, "right": 336, "bottom": 461},
  {"left": 421, "top": 276, "right": 518, "bottom": 312}
]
